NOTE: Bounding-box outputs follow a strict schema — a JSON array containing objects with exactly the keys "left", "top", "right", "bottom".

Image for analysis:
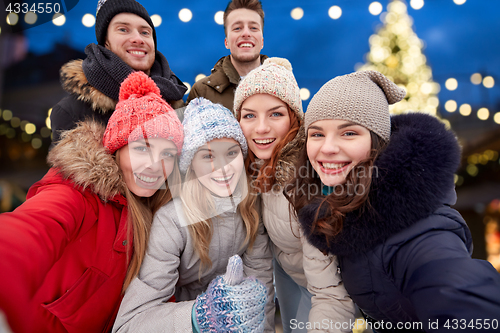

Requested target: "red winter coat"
[{"left": 0, "top": 121, "right": 131, "bottom": 333}]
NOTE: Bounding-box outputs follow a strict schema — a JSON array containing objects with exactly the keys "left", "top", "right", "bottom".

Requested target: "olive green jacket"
[{"left": 187, "top": 55, "right": 268, "bottom": 112}]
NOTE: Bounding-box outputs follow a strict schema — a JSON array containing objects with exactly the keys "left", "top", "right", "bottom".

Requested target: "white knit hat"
[
  {"left": 233, "top": 57, "right": 303, "bottom": 120},
  {"left": 180, "top": 97, "right": 248, "bottom": 173}
]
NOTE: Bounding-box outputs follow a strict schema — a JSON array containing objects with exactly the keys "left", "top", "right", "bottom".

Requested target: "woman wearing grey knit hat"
[
  {"left": 235, "top": 58, "right": 356, "bottom": 333},
  {"left": 290, "top": 70, "right": 500, "bottom": 330}
]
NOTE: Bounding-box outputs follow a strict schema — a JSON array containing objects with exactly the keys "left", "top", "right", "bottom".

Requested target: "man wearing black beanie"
[{"left": 50, "top": 0, "right": 187, "bottom": 145}]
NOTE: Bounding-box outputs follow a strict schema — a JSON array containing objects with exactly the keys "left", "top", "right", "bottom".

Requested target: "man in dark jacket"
[
  {"left": 186, "top": 0, "right": 267, "bottom": 112},
  {"left": 50, "top": 0, "right": 187, "bottom": 144}
]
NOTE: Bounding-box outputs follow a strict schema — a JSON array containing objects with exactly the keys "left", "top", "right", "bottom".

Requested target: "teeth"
[
  {"left": 129, "top": 51, "right": 145, "bottom": 55},
  {"left": 213, "top": 175, "right": 233, "bottom": 182},
  {"left": 254, "top": 139, "right": 275, "bottom": 144},
  {"left": 136, "top": 174, "right": 160, "bottom": 183},
  {"left": 239, "top": 43, "right": 253, "bottom": 48},
  {"left": 322, "top": 162, "right": 348, "bottom": 170}
]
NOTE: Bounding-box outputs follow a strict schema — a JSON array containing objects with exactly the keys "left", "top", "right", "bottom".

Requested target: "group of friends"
[{"left": 1, "top": 0, "right": 500, "bottom": 332}]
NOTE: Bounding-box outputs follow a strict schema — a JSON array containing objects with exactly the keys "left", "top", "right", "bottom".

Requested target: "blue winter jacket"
[{"left": 299, "top": 113, "right": 500, "bottom": 332}]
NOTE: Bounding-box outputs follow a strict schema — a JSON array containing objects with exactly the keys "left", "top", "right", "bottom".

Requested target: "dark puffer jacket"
[
  {"left": 299, "top": 113, "right": 500, "bottom": 332},
  {"left": 50, "top": 46, "right": 186, "bottom": 144}
]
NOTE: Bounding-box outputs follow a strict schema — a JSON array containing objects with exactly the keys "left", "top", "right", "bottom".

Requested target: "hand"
[{"left": 194, "top": 255, "right": 267, "bottom": 332}]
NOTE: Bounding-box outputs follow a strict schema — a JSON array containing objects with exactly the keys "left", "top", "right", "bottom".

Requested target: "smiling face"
[
  {"left": 118, "top": 138, "right": 177, "bottom": 197},
  {"left": 191, "top": 138, "right": 244, "bottom": 197},
  {"left": 224, "top": 8, "right": 264, "bottom": 67},
  {"left": 105, "top": 13, "right": 155, "bottom": 74},
  {"left": 239, "top": 93, "right": 291, "bottom": 160},
  {"left": 307, "top": 119, "right": 372, "bottom": 186}
]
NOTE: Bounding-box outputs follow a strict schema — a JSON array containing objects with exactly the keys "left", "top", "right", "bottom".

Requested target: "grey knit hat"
[
  {"left": 305, "top": 70, "right": 406, "bottom": 142},
  {"left": 180, "top": 97, "right": 248, "bottom": 173},
  {"left": 233, "top": 57, "right": 303, "bottom": 120},
  {"left": 95, "top": 0, "right": 157, "bottom": 50}
]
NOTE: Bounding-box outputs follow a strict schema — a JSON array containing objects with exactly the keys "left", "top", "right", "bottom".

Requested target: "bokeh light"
[
  {"left": 179, "top": 8, "right": 193, "bottom": 22},
  {"left": 328, "top": 6, "right": 342, "bottom": 19}
]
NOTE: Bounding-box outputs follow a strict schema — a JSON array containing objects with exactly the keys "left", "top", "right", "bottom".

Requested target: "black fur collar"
[{"left": 298, "top": 113, "right": 462, "bottom": 257}]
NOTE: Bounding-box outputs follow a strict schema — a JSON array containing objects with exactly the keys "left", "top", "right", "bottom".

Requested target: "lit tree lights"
[{"left": 358, "top": 0, "right": 440, "bottom": 115}]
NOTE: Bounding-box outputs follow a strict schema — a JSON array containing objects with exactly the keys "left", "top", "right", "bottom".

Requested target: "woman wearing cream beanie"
[{"left": 235, "top": 58, "right": 356, "bottom": 333}]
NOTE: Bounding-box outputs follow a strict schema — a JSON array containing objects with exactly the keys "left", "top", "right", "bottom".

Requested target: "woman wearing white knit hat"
[{"left": 235, "top": 58, "right": 355, "bottom": 333}]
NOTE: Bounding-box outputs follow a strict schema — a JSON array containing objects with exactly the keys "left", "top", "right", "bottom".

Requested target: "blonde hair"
[
  {"left": 118, "top": 153, "right": 181, "bottom": 291},
  {"left": 181, "top": 157, "right": 259, "bottom": 274}
]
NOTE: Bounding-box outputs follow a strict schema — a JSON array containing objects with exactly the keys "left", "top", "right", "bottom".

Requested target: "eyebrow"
[
  {"left": 198, "top": 144, "right": 240, "bottom": 152},
  {"left": 231, "top": 20, "right": 261, "bottom": 27},
  {"left": 308, "top": 122, "right": 360, "bottom": 132},
  {"left": 338, "top": 122, "right": 360, "bottom": 129},
  {"left": 241, "top": 104, "right": 287, "bottom": 113},
  {"left": 132, "top": 140, "right": 176, "bottom": 150},
  {"left": 111, "top": 21, "right": 152, "bottom": 30}
]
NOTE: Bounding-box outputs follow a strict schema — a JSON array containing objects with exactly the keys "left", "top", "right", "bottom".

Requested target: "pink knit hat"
[{"left": 103, "top": 71, "right": 183, "bottom": 154}]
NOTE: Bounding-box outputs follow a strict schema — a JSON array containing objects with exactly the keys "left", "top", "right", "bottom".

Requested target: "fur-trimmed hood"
[
  {"left": 47, "top": 120, "right": 125, "bottom": 201},
  {"left": 60, "top": 59, "right": 116, "bottom": 113},
  {"left": 298, "top": 113, "right": 462, "bottom": 257}
]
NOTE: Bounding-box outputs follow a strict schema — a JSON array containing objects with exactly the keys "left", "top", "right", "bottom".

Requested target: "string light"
[
  {"left": 151, "top": 14, "right": 162, "bottom": 27},
  {"left": 195, "top": 74, "right": 206, "bottom": 82},
  {"left": 82, "top": 14, "right": 95, "bottom": 27},
  {"left": 52, "top": 13, "right": 66, "bottom": 26},
  {"left": 300, "top": 88, "right": 310, "bottom": 101},
  {"left": 369, "top": 2, "right": 383, "bottom": 16},
  {"left": 483, "top": 76, "right": 495, "bottom": 88},
  {"left": 291, "top": 8, "right": 304, "bottom": 20},
  {"left": 179, "top": 8, "right": 193, "bottom": 22},
  {"left": 214, "top": 11, "right": 224, "bottom": 25},
  {"left": 359, "top": 0, "right": 438, "bottom": 115},
  {"left": 328, "top": 6, "right": 342, "bottom": 19}
]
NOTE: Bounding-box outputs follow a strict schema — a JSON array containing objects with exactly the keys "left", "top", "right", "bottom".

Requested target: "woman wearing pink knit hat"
[
  {"left": 234, "top": 58, "right": 355, "bottom": 333},
  {"left": 0, "top": 71, "right": 183, "bottom": 333}
]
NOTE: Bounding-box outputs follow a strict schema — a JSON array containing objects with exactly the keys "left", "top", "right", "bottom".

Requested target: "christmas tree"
[{"left": 358, "top": 0, "right": 440, "bottom": 115}]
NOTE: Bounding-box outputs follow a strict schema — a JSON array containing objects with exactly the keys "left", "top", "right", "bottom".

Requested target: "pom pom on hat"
[
  {"left": 233, "top": 57, "right": 303, "bottom": 120},
  {"left": 103, "top": 72, "right": 183, "bottom": 154},
  {"left": 118, "top": 70, "right": 161, "bottom": 101},
  {"left": 305, "top": 70, "right": 406, "bottom": 142},
  {"left": 265, "top": 57, "right": 293, "bottom": 71}
]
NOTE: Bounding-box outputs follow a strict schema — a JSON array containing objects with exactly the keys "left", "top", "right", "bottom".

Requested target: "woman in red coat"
[{"left": 0, "top": 72, "right": 183, "bottom": 333}]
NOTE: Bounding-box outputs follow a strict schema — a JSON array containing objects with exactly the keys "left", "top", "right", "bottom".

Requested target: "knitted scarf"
[{"left": 82, "top": 43, "right": 187, "bottom": 102}]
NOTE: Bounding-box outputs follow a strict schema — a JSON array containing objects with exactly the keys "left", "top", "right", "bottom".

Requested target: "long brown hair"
[
  {"left": 181, "top": 154, "right": 259, "bottom": 274},
  {"left": 239, "top": 107, "right": 300, "bottom": 193},
  {"left": 119, "top": 155, "right": 181, "bottom": 292},
  {"left": 288, "top": 131, "right": 386, "bottom": 246}
]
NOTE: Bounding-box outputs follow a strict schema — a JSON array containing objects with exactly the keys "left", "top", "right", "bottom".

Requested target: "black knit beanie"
[{"left": 95, "top": 0, "right": 157, "bottom": 50}]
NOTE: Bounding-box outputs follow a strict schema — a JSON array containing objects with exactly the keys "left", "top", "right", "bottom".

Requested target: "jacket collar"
[
  {"left": 298, "top": 113, "right": 462, "bottom": 257},
  {"left": 205, "top": 55, "right": 269, "bottom": 93},
  {"left": 47, "top": 120, "right": 126, "bottom": 202},
  {"left": 60, "top": 59, "right": 116, "bottom": 113}
]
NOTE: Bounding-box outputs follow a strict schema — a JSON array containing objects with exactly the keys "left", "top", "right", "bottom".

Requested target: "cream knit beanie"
[
  {"left": 305, "top": 70, "right": 406, "bottom": 142},
  {"left": 233, "top": 57, "right": 303, "bottom": 120}
]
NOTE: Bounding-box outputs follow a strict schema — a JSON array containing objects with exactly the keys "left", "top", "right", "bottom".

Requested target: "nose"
[
  {"left": 144, "top": 153, "right": 165, "bottom": 172},
  {"left": 255, "top": 118, "right": 271, "bottom": 134},
  {"left": 241, "top": 25, "right": 252, "bottom": 36},
  {"left": 320, "top": 137, "right": 340, "bottom": 155},
  {"left": 211, "top": 155, "right": 234, "bottom": 174},
  {"left": 129, "top": 29, "right": 145, "bottom": 44}
]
